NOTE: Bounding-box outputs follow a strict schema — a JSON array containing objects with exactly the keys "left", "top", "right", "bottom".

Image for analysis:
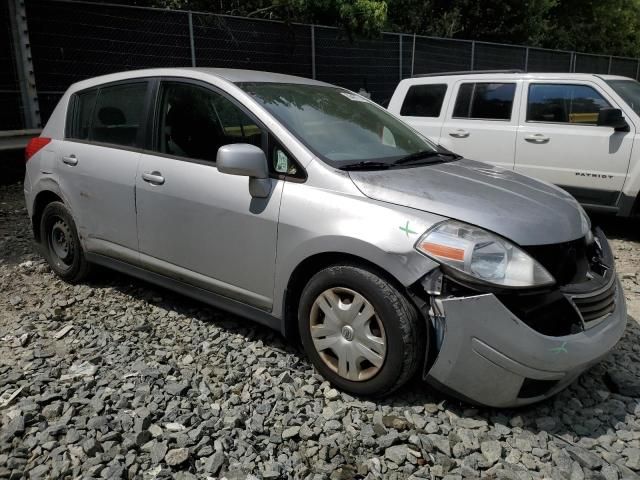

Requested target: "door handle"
[
  {"left": 62, "top": 155, "right": 78, "bottom": 166},
  {"left": 142, "top": 171, "right": 165, "bottom": 185},
  {"left": 449, "top": 129, "right": 470, "bottom": 138},
  {"left": 524, "top": 134, "right": 550, "bottom": 144}
]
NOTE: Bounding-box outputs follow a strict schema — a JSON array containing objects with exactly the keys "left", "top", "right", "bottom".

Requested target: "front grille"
[{"left": 569, "top": 278, "right": 617, "bottom": 325}]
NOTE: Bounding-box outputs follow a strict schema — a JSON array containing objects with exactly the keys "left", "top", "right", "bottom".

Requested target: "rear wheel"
[
  {"left": 40, "top": 202, "right": 90, "bottom": 283},
  {"left": 298, "top": 265, "right": 425, "bottom": 397}
]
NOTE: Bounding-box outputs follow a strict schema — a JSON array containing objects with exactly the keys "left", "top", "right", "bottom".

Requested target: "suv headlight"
[{"left": 415, "top": 220, "right": 555, "bottom": 288}]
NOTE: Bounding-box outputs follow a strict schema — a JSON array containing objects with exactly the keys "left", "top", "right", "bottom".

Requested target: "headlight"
[{"left": 415, "top": 220, "right": 555, "bottom": 288}]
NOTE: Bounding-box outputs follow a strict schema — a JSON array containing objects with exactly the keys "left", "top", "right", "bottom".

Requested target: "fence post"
[
  {"left": 188, "top": 11, "right": 196, "bottom": 67},
  {"left": 470, "top": 41, "right": 475, "bottom": 70},
  {"left": 411, "top": 33, "right": 416, "bottom": 76},
  {"left": 607, "top": 56, "right": 612, "bottom": 74},
  {"left": 636, "top": 59, "right": 640, "bottom": 80},
  {"left": 8, "top": 0, "right": 41, "bottom": 129},
  {"left": 311, "top": 25, "right": 316, "bottom": 79},
  {"left": 524, "top": 47, "right": 529, "bottom": 72},
  {"left": 399, "top": 34, "right": 403, "bottom": 81},
  {"left": 569, "top": 52, "right": 574, "bottom": 72}
]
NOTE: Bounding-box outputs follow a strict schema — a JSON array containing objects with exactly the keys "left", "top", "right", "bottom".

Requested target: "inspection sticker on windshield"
[
  {"left": 275, "top": 149, "right": 289, "bottom": 173},
  {"left": 340, "top": 92, "right": 368, "bottom": 102}
]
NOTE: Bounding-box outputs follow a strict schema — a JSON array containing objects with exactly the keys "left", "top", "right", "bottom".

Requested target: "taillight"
[{"left": 25, "top": 137, "right": 51, "bottom": 162}]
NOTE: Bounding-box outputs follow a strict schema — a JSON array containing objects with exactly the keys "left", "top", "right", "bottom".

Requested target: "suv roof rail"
[{"left": 412, "top": 69, "right": 524, "bottom": 78}]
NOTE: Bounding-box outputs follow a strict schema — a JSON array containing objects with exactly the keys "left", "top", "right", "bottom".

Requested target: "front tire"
[
  {"left": 40, "top": 201, "right": 90, "bottom": 283},
  {"left": 298, "top": 265, "right": 425, "bottom": 397}
]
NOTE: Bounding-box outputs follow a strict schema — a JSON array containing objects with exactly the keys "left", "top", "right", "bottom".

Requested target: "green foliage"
[{"left": 140, "top": 0, "right": 640, "bottom": 57}]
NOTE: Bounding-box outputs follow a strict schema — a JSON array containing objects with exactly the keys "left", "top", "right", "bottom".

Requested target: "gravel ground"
[{"left": 1, "top": 181, "right": 640, "bottom": 480}]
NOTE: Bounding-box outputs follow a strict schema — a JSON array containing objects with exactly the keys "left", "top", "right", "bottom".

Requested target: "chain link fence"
[{"left": 5, "top": 0, "right": 640, "bottom": 130}]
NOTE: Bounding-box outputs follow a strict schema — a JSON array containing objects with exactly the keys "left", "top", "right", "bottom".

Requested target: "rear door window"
[
  {"left": 527, "top": 83, "right": 611, "bottom": 124},
  {"left": 400, "top": 84, "right": 448, "bottom": 117},
  {"left": 452, "top": 82, "right": 516, "bottom": 120},
  {"left": 89, "top": 82, "right": 148, "bottom": 147}
]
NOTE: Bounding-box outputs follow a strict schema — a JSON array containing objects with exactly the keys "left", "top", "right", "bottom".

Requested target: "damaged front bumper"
[
  {"left": 424, "top": 281, "right": 626, "bottom": 407},
  {"left": 421, "top": 229, "right": 627, "bottom": 408}
]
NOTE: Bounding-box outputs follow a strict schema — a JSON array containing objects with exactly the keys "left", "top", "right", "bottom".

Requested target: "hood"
[{"left": 348, "top": 159, "right": 585, "bottom": 246}]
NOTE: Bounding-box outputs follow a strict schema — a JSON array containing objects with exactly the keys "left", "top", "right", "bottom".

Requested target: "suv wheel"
[
  {"left": 40, "top": 201, "right": 90, "bottom": 283},
  {"left": 298, "top": 265, "right": 425, "bottom": 397}
]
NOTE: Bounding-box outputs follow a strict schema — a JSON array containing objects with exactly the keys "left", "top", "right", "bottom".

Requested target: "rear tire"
[
  {"left": 298, "top": 264, "right": 425, "bottom": 397},
  {"left": 40, "top": 201, "right": 90, "bottom": 283}
]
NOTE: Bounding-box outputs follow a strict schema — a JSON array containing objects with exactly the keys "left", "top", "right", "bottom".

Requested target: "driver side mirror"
[
  {"left": 597, "top": 108, "right": 629, "bottom": 132},
  {"left": 217, "top": 143, "right": 271, "bottom": 198}
]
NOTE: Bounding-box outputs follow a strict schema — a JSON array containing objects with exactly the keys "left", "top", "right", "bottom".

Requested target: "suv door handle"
[
  {"left": 449, "top": 129, "right": 470, "bottom": 138},
  {"left": 142, "top": 171, "right": 165, "bottom": 185},
  {"left": 62, "top": 155, "right": 78, "bottom": 166},
  {"left": 524, "top": 134, "right": 550, "bottom": 143}
]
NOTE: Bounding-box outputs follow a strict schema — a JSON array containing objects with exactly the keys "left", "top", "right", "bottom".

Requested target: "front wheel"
[
  {"left": 298, "top": 265, "right": 425, "bottom": 397},
  {"left": 40, "top": 201, "right": 90, "bottom": 283}
]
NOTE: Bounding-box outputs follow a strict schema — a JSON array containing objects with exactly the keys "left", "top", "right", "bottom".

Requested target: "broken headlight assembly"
[{"left": 415, "top": 220, "right": 555, "bottom": 289}]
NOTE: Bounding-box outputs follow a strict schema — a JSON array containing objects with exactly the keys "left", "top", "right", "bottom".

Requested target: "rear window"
[
  {"left": 91, "top": 83, "right": 148, "bottom": 147},
  {"left": 400, "top": 84, "right": 447, "bottom": 117},
  {"left": 452, "top": 82, "right": 516, "bottom": 120}
]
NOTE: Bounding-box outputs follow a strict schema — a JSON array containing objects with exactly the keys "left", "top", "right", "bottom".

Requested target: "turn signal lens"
[
  {"left": 25, "top": 137, "right": 51, "bottom": 162},
  {"left": 420, "top": 242, "right": 465, "bottom": 262}
]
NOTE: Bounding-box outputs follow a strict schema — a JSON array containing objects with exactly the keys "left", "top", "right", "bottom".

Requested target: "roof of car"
[
  {"left": 68, "top": 67, "right": 330, "bottom": 92},
  {"left": 407, "top": 70, "right": 635, "bottom": 82}
]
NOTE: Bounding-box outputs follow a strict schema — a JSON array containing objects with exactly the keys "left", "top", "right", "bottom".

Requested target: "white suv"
[{"left": 388, "top": 71, "right": 640, "bottom": 217}]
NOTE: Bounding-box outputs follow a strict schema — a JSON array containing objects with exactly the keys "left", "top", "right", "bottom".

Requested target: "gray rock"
[
  {"left": 150, "top": 442, "right": 167, "bottom": 465},
  {"left": 385, "top": 445, "right": 409, "bottom": 464},
  {"left": 2, "top": 415, "right": 25, "bottom": 440},
  {"left": 203, "top": 451, "right": 224, "bottom": 474},
  {"left": 535, "top": 417, "right": 557, "bottom": 432},
  {"left": 165, "top": 448, "right": 189, "bottom": 466},
  {"left": 82, "top": 438, "right": 103, "bottom": 457},
  {"left": 165, "top": 382, "right": 188, "bottom": 396},
  {"left": 282, "top": 426, "right": 300, "bottom": 440},
  {"left": 481, "top": 440, "right": 502, "bottom": 465},
  {"left": 624, "top": 447, "right": 640, "bottom": 470},
  {"left": 605, "top": 371, "right": 640, "bottom": 397},
  {"left": 567, "top": 446, "right": 603, "bottom": 470}
]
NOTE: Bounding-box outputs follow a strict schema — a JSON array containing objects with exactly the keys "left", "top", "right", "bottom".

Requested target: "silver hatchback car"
[{"left": 24, "top": 68, "right": 626, "bottom": 407}]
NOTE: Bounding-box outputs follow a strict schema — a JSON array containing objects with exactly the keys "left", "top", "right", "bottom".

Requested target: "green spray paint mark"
[
  {"left": 549, "top": 341, "right": 568, "bottom": 354},
  {"left": 399, "top": 221, "right": 417, "bottom": 237}
]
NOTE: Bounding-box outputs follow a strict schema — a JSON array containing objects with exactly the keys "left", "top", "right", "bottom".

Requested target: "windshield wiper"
[
  {"left": 338, "top": 161, "right": 392, "bottom": 171},
  {"left": 394, "top": 150, "right": 461, "bottom": 166}
]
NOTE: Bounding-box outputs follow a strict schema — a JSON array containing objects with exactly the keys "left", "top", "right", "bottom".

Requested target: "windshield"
[
  {"left": 605, "top": 79, "right": 640, "bottom": 116},
  {"left": 238, "top": 83, "right": 439, "bottom": 167}
]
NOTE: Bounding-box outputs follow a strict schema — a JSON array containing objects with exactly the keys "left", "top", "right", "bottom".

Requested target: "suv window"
[
  {"left": 90, "top": 82, "right": 147, "bottom": 147},
  {"left": 157, "top": 82, "right": 263, "bottom": 162},
  {"left": 400, "top": 84, "right": 447, "bottom": 117},
  {"left": 67, "top": 89, "right": 98, "bottom": 141},
  {"left": 527, "top": 83, "right": 611, "bottom": 124},
  {"left": 453, "top": 82, "right": 516, "bottom": 120}
]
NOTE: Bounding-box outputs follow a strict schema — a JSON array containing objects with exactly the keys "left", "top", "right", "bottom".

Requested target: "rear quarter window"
[
  {"left": 66, "top": 89, "right": 98, "bottom": 140},
  {"left": 400, "top": 84, "right": 448, "bottom": 117}
]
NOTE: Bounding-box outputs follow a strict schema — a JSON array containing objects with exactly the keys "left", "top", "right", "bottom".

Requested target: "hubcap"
[{"left": 309, "top": 287, "right": 386, "bottom": 381}]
